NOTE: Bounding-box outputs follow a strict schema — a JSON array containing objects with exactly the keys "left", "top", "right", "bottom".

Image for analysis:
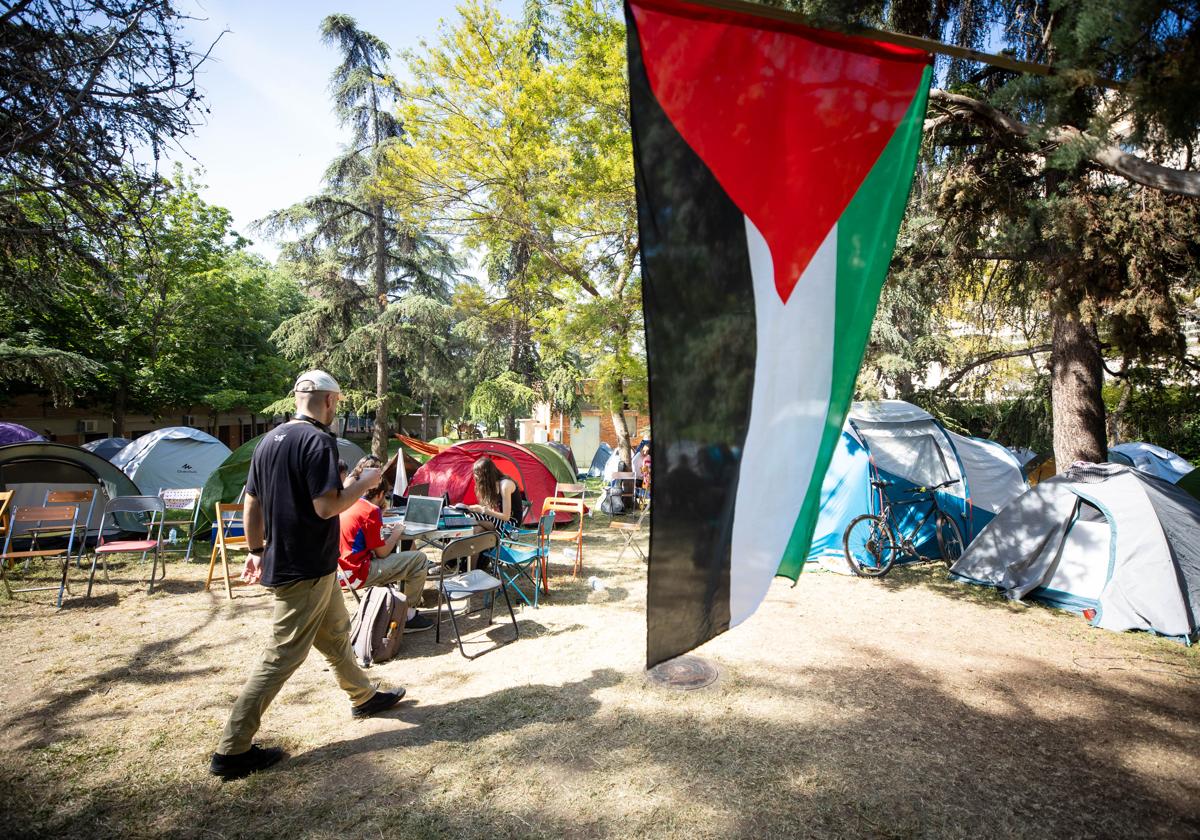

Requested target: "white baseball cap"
[{"left": 293, "top": 369, "right": 342, "bottom": 394}]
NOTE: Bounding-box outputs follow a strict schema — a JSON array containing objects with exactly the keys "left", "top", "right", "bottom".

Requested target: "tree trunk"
[
  {"left": 112, "top": 379, "right": 128, "bottom": 438},
  {"left": 504, "top": 312, "right": 522, "bottom": 442},
  {"left": 371, "top": 200, "right": 389, "bottom": 460},
  {"left": 421, "top": 396, "right": 430, "bottom": 440},
  {"left": 612, "top": 410, "right": 632, "bottom": 469},
  {"left": 1050, "top": 310, "right": 1107, "bottom": 471}
]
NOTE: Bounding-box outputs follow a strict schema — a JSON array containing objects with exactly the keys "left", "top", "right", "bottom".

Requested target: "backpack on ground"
[
  {"left": 349, "top": 585, "right": 407, "bottom": 667},
  {"left": 600, "top": 487, "right": 626, "bottom": 516}
]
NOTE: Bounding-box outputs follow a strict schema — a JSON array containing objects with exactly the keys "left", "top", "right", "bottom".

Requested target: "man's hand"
[
  {"left": 241, "top": 552, "right": 263, "bottom": 585},
  {"left": 359, "top": 467, "right": 383, "bottom": 487}
]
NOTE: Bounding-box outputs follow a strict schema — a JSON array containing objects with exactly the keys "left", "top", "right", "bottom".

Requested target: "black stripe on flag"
[{"left": 627, "top": 5, "right": 759, "bottom": 669}]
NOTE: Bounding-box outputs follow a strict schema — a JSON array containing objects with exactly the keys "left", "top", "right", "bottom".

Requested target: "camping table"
[{"left": 382, "top": 514, "right": 483, "bottom": 574}]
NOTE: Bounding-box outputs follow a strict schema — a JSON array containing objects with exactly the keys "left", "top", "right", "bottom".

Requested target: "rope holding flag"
[{"left": 628, "top": 0, "right": 932, "bottom": 668}]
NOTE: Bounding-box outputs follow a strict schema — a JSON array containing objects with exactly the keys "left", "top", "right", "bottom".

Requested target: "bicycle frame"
[{"left": 877, "top": 491, "right": 948, "bottom": 557}]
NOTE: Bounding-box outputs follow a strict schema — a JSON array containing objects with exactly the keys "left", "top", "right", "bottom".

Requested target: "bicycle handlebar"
[{"left": 904, "top": 479, "right": 961, "bottom": 494}]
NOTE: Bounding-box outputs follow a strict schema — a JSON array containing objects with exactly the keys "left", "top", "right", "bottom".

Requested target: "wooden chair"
[
  {"left": 43, "top": 488, "right": 98, "bottom": 568},
  {"left": 1, "top": 505, "right": 81, "bottom": 607},
  {"left": 611, "top": 502, "right": 650, "bottom": 562},
  {"left": 554, "top": 482, "right": 587, "bottom": 500},
  {"left": 0, "top": 490, "right": 12, "bottom": 542},
  {"left": 542, "top": 495, "right": 586, "bottom": 579},
  {"left": 92, "top": 496, "right": 166, "bottom": 595},
  {"left": 206, "top": 503, "right": 249, "bottom": 599}
]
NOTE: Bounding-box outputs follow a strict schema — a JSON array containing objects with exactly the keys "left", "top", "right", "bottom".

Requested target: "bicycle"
[{"left": 841, "top": 478, "right": 965, "bottom": 578}]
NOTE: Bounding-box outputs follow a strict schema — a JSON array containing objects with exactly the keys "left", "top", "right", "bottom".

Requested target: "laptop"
[{"left": 399, "top": 494, "right": 443, "bottom": 536}]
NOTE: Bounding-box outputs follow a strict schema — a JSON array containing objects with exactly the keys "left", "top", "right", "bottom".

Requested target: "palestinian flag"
[{"left": 628, "top": 0, "right": 931, "bottom": 667}]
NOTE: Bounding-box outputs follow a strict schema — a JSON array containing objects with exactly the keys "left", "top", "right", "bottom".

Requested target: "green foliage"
[
  {"left": 383, "top": 0, "right": 645, "bottom": 438},
  {"left": 468, "top": 371, "right": 537, "bottom": 431},
  {"left": 0, "top": 170, "right": 303, "bottom": 422}
]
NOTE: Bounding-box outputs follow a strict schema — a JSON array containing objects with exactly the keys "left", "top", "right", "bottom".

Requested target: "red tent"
[{"left": 409, "top": 439, "right": 565, "bottom": 525}]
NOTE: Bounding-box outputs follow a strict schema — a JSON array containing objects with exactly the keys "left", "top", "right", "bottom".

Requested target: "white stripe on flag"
[{"left": 729, "top": 217, "right": 836, "bottom": 625}]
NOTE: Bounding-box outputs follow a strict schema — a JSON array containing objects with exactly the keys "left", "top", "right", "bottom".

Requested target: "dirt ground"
[{"left": 1, "top": 519, "right": 1197, "bottom": 840}]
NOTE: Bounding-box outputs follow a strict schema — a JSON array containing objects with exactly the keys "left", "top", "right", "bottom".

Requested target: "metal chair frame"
[
  {"left": 495, "top": 509, "right": 555, "bottom": 607},
  {"left": 92, "top": 496, "right": 166, "bottom": 595},
  {"left": 433, "top": 531, "right": 518, "bottom": 660},
  {"left": 158, "top": 488, "right": 203, "bottom": 563},
  {"left": 0, "top": 504, "right": 80, "bottom": 606}
]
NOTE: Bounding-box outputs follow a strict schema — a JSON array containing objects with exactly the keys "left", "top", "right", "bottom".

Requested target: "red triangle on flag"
[{"left": 630, "top": 0, "right": 928, "bottom": 304}]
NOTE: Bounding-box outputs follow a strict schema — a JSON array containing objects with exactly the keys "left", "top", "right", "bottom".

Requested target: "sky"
[{"left": 164, "top": 0, "right": 522, "bottom": 260}]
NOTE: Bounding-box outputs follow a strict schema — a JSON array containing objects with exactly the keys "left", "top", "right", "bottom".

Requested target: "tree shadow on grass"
[
  {"left": 5, "top": 651, "right": 1200, "bottom": 839},
  {"left": 5, "top": 601, "right": 229, "bottom": 749}
]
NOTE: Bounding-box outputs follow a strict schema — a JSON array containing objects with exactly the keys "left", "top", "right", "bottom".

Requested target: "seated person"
[
  {"left": 338, "top": 457, "right": 434, "bottom": 633},
  {"left": 462, "top": 456, "right": 525, "bottom": 537}
]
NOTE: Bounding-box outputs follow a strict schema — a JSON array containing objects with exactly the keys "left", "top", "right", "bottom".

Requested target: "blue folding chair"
[{"left": 493, "top": 509, "right": 554, "bottom": 608}]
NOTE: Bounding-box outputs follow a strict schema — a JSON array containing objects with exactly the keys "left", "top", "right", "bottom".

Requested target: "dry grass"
[{"left": 1, "top": 520, "right": 1198, "bottom": 840}]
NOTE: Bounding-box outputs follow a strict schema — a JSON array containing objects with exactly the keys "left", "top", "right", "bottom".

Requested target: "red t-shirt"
[{"left": 338, "top": 498, "right": 385, "bottom": 588}]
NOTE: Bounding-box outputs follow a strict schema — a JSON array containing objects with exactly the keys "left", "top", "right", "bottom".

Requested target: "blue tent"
[
  {"left": 586, "top": 442, "right": 613, "bottom": 478},
  {"left": 808, "top": 401, "right": 1027, "bottom": 569},
  {"left": 81, "top": 437, "right": 132, "bottom": 461},
  {"left": 1108, "top": 442, "right": 1193, "bottom": 483}
]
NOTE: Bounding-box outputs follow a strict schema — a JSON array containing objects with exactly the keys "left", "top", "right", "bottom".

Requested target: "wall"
[
  {"left": 530, "top": 404, "right": 646, "bottom": 453},
  {"left": 0, "top": 394, "right": 269, "bottom": 448}
]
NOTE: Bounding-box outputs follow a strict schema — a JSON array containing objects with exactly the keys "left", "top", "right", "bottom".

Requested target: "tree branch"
[
  {"left": 935, "top": 343, "right": 1052, "bottom": 393},
  {"left": 928, "top": 89, "right": 1200, "bottom": 198}
]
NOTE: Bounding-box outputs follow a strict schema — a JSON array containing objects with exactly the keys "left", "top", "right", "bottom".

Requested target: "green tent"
[
  {"left": 526, "top": 442, "right": 576, "bottom": 486},
  {"left": 430, "top": 436, "right": 454, "bottom": 446},
  {"left": 198, "top": 433, "right": 366, "bottom": 528},
  {"left": 1178, "top": 468, "right": 1200, "bottom": 502}
]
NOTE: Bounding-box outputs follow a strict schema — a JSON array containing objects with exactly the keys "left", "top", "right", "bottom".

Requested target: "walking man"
[{"left": 210, "top": 370, "right": 405, "bottom": 780}]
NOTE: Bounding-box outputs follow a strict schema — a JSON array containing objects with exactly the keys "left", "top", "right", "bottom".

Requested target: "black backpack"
[{"left": 600, "top": 487, "right": 626, "bottom": 516}]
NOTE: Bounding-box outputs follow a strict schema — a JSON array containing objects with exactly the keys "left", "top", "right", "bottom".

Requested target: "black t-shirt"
[{"left": 245, "top": 420, "right": 343, "bottom": 587}]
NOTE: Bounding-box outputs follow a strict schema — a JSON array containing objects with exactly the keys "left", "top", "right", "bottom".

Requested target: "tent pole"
[{"left": 655, "top": 0, "right": 1121, "bottom": 89}]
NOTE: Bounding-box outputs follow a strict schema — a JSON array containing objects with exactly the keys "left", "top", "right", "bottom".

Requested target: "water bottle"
[
  {"left": 168, "top": 528, "right": 178, "bottom": 545},
  {"left": 587, "top": 576, "right": 605, "bottom": 591}
]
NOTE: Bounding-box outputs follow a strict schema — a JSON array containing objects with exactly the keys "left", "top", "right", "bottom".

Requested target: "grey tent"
[
  {"left": 111, "top": 427, "right": 231, "bottom": 495},
  {"left": 0, "top": 442, "right": 142, "bottom": 537},
  {"left": 81, "top": 437, "right": 132, "bottom": 461},
  {"left": 951, "top": 463, "right": 1200, "bottom": 640}
]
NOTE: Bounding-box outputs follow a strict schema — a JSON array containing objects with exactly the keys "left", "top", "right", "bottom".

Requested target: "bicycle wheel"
[
  {"left": 935, "top": 513, "right": 965, "bottom": 566},
  {"left": 843, "top": 514, "right": 896, "bottom": 577}
]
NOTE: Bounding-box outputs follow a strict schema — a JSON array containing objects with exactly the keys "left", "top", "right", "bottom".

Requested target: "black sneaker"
[
  {"left": 351, "top": 687, "right": 406, "bottom": 719},
  {"left": 209, "top": 744, "right": 284, "bottom": 780},
  {"left": 403, "top": 612, "right": 435, "bottom": 633}
]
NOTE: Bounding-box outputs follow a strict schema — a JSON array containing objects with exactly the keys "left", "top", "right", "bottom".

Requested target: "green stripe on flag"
[{"left": 777, "top": 65, "right": 932, "bottom": 580}]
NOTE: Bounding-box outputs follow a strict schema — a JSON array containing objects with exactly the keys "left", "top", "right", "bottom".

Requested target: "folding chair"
[
  {"left": 0, "top": 490, "right": 11, "bottom": 541},
  {"left": 0, "top": 505, "right": 81, "bottom": 606},
  {"left": 337, "top": 568, "right": 362, "bottom": 604},
  {"left": 433, "top": 531, "right": 518, "bottom": 659},
  {"left": 158, "top": 488, "right": 202, "bottom": 563},
  {"left": 543, "top": 495, "right": 586, "bottom": 578},
  {"left": 494, "top": 509, "right": 555, "bottom": 607},
  {"left": 610, "top": 502, "right": 650, "bottom": 562},
  {"left": 554, "top": 482, "right": 587, "bottom": 501},
  {"left": 92, "top": 496, "right": 166, "bottom": 595},
  {"left": 206, "top": 503, "right": 249, "bottom": 599},
  {"left": 43, "top": 489, "right": 98, "bottom": 568}
]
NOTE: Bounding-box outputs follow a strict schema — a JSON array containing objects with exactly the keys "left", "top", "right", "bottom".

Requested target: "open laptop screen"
[{"left": 403, "top": 495, "right": 443, "bottom": 528}]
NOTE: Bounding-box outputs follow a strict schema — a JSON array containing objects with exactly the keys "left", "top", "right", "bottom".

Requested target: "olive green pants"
[{"left": 217, "top": 571, "right": 376, "bottom": 755}]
